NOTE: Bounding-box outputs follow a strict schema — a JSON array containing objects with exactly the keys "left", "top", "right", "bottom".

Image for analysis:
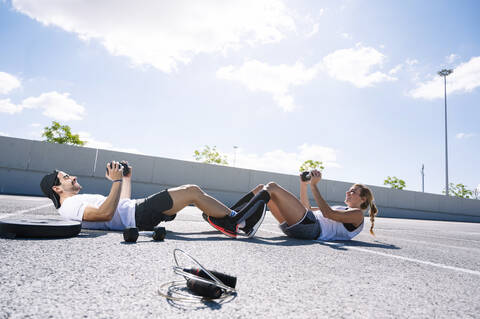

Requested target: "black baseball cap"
[{"left": 40, "top": 170, "right": 61, "bottom": 209}]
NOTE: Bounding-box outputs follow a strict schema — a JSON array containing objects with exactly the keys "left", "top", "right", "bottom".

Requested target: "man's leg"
[
  {"left": 162, "top": 184, "right": 230, "bottom": 217},
  {"left": 159, "top": 184, "right": 241, "bottom": 238}
]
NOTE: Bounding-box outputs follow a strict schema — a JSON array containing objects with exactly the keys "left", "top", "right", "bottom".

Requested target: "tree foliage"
[
  {"left": 384, "top": 176, "right": 406, "bottom": 190},
  {"left": 42, "top": 121, "right": 85, "bottom": 146},
  {"left": 444, "top": 183, "right": 474, "bottom": 199},
  {"left": 299, "top": 160, "right": 324, "bottom": 172},
  {"left": 193, "top": 145, "right": 228, "bottom": 165}
]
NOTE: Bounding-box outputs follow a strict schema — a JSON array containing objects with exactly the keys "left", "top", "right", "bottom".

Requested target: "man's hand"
[
  {"left": 105, "top": 161, "right": 124, "bottom": 181},
  {"left": 310, "top": 169, "right": 322, "bottom": 185}
]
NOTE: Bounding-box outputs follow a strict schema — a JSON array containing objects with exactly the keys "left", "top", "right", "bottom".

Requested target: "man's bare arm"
[
  {"left": 120, "top": 162, "right": 132, "bottom": 199},
  {"left": 120, "top": 178, "right": 131, "bottom": 199},
  {"left": 83, "top": 181, "right": 122, "bottom": 221},
  {"left": 83, "top": 161, "right": 124, "bottom": 222}
]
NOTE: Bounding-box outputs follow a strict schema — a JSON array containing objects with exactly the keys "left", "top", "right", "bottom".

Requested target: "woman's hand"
[{"left": 310, "top": 169, "right": 322, "bottom": 185}]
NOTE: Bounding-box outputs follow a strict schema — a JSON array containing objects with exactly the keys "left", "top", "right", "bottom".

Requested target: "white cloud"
[
  {"left": 79, "top": 131, "right": 143, "bottom": 154},
  {"left": 30, "top": 123, "right": 41, "bottom": 127},
  {"left": 12, "top": 0, "right": 296, "bottom": 73},
  {"left": 322, "top": 45, "right": 397, "bottom": 88},
  {"left": 21, "top": 91, "right": 85, "bottom": 121},
  {"left": 456, "top": 133, "right": 476, "bottom": 139},
  {"left": 0, "top": 72, "right": 21, "bottom": 94},
  {"left": 217, "top": 60, "right": 320, "bottom": 111},
  {"left": 28, "top": 130, "right": 43, "bottom": 140},
  {"left": 409, "top": 56, "right": 480, "bottom": 100},
  {"left": 0, "top": 98, "right": 23, "bottom": 114},
  {"left": 340, "top": 33, "right": 352, "bottom": 39},
  {"left": 306, "top": 23, "right": 320, "bottom": 38},
  {"left": 228, "top": 143, "right": 340, "bottom": 174},
  {"left": 446, "top": 54, "right": 459, "bottom": 64},
  {"left": 0, "top": 132, "right": 10, "bottom": 137},
  {"left": 389, "top": 64, "right": 403, "bottom": 75},
  {"left": 78, "top": 132, "right": 113, "bottom": 149},
  {"left": 405, "top": 58, "right": 419, "bottom": 66}
]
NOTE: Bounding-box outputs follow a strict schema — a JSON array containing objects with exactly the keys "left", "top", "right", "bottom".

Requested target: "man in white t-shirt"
[{"left": 39, "top": 161, "right": 265, "bottom": 238}]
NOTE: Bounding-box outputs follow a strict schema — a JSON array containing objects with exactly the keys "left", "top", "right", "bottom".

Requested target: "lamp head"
[{"left": 438, "top": 69, "right": 453, "bottom": 76}]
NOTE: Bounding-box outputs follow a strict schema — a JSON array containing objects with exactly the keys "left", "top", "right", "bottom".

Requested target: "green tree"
[
  {"left": 299, "top": 160, "right": 324, "bottom": 173},
  {"left": 193, "top": 145, "right": 228, "bottom": 165},
  {"left": 443, "top": 183, "right": 474, "bottom": 199},
  {"left": 42, "top": 121, "right": 85, "bottom": 146},
  {"left": 384, "top": 176, "right": 406, "bottom": 190}
]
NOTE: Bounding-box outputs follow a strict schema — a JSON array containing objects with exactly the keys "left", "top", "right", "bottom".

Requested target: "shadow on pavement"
[
  {"left": 0, "top": 230, "right": 108, "bottom": 241},
  {"left": 165, "top": 231, "right": 238, "bottom": 242},
  {"left": 160, "top": 283, "right": 237, "bottom": 311},
  {"left": 249, "top": 236, "right": 319, "bottom": 246},
  {"left": 77, "top": 230, "right": 108, "bottom": 238},
  {"left": 316, "top": 239, "right": 400, "bottom": 250},
  {"left": 165, "top": 231, "right": 322, "bottom": 246}
]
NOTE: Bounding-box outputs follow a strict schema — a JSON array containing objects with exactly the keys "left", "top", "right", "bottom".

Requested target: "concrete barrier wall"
[{"left": 1, "top": 135, "right": 479, "bottom": 222}]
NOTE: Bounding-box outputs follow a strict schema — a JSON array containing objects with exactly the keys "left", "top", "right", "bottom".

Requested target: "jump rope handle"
[
  {"left": 186, "top": 279, "right": 223, "bottom": 299},
  {"left": 183, "top": 268, "right": 237, "bottom": 288}
]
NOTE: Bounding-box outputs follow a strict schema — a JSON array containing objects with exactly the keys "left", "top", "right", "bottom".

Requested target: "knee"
[
  {"left": 183, "top": 184, "right": 204, "bottom": 197},
  {"left": 253, "top": 184, "right": 265, "bottom": 194},
  {"left": 265, "top": 182, "right": 278, "bottom": 193}
]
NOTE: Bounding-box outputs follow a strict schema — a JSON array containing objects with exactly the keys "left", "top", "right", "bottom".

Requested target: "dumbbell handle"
[{"left": 183, "top": 268, "right": 237, "bottom": 288}]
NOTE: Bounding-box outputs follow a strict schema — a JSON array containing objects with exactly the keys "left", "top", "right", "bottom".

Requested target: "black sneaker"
[
  {"left": 206, "top": 216, "right": 238, "bottom": 238},
  {"left": 239, "top": 200, "right": 266, "bottom": 238},
  {"left": 201, "top": 212, "right": 209, "bottom": 222}
]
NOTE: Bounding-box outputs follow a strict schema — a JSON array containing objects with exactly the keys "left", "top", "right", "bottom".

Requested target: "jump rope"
[{"left": 157, "top": 249, "right": 237, "bottom": 302}]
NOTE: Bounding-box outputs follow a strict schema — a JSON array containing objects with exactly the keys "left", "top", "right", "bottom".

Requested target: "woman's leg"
[
  {"left": 163, "top": 184, "right": 230, "bottom": 217},
  {"left": 264, "top": 182, "right": 308, "bottom": 226}
]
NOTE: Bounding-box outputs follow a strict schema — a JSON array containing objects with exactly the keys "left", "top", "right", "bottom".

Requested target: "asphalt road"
[{"left": 1, "top": 194, "right": 479, "bottom": 318}]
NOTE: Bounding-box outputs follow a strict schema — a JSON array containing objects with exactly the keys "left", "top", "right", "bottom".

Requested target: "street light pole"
[
  {"left": 233, "top": 146, "right": 238, "bottom": 167},
  {"left": 438, "top": 69, "right": 453, "bottom": 196},
  {"left": 421, "top": 164, "right": 424, "bottom": 193}
]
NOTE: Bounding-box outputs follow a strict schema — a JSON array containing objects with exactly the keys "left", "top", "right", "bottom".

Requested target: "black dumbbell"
[
  {"left": 300, "top": 171, "right": 312, "bottom": 182},
  {"left": 152, "top": 226, "right": 166, "bottom": 241},
  {"left": 123, "top": 227, "right": 139, "bottom": 242},
  {"left": 123, "top": 226, "right": 166, "bottom": 243}
]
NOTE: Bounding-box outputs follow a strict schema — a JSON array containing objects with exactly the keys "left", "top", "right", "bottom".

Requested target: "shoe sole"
[
  {"left": 207, "top": 217, "right": 238, "bottom": 239},
  {"left": 245, "top": 204, "right": 266, "bottom": 238}
]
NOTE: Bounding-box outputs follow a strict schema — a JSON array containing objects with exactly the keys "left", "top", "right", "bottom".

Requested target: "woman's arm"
[
  {"left": 309, "top": 170, "right": 363, "bottom": 224},
  {"left": 299, "top": 179, "right": 311, "bottom": 210}
]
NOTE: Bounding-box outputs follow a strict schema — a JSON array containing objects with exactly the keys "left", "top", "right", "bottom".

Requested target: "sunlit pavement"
[{"left": 1, "top": 195, "right": 479, "bottom": 318}]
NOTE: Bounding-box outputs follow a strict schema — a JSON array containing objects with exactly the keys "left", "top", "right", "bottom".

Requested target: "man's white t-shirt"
[{"left": 58, "top": 194, "right": 136, "bottom": 230}]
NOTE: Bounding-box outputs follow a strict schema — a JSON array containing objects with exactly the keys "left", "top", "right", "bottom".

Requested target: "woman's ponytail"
[{"left": 354, "top": 184, "right": 378, "bottom": 236}]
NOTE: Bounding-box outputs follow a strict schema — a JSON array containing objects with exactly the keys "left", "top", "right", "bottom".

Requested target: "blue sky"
[{"left": 1, "top": 0, "right": 479, "bottom": 195}]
